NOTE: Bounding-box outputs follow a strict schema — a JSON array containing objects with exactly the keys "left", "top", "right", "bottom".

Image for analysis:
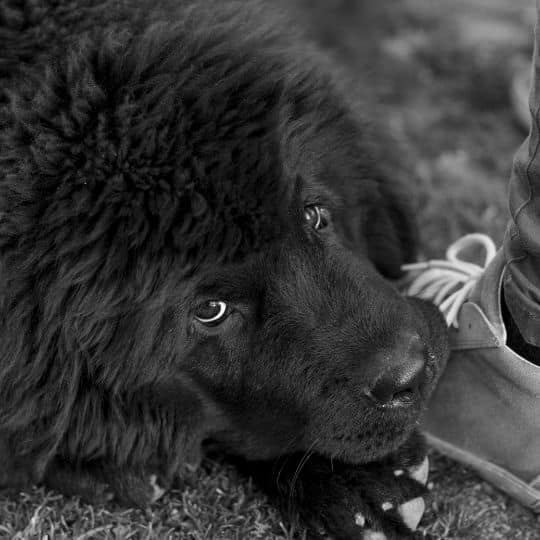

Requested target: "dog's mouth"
[
  {"left": 206, "top": 376, "right": 430, "bottom": 465},
  {"left": 305, "top": 350, "right": 444, "bottom": 464}
]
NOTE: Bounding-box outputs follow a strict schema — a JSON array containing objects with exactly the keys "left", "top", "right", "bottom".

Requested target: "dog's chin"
[
  {"left": 339, "top": 428, "right": 413, "bottom": 464},
  {"left": 311, "top": 405, "right": 422, "bottom": 465},
  {"left": 324, "top": 430, "right": 413, "bottom": 465}
]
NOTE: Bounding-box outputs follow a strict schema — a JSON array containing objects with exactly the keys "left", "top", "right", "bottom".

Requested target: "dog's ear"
[
  {"left": 293, "top": 97, "right": 419, "bottom": 280},
  {"left": 319, "top": 136, "right": 419, "bottom": 279},
  {"left": 364, "top": 174, "right": 419, "bottom": 279}
]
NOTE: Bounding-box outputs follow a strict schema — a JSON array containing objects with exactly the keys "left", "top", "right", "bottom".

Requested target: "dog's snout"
[{"left": 366, "top": 333, "right": 426, "bottom": 406}]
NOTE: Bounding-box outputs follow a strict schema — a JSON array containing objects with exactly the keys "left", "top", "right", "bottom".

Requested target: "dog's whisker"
[
  {"left": 288, "top": 438, "right": 320, "bottom": 512},
  {"left": 274, "top": 432, "right": 304, "bottom": 489}
]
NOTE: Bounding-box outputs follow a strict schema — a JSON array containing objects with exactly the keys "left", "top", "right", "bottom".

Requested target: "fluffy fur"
[{"left": 0, "top": 1, "right": 449, "bottom": 538}]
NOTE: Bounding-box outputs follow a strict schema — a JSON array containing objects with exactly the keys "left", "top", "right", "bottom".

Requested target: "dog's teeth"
[
  {"left": 407, "top": 456, "right": 429, "bottom": 485},
  {"left": 354, "top": 512, "right": 366, "bottom": 526},
  {"left": 393, "top": 469, "right": 404, "bottom": 476},
  {"left": 381, "top": 501, "right": 393, "bottom": 511},
  {"left": 398, "top": 496, "right": 425, "bottom": 531}
]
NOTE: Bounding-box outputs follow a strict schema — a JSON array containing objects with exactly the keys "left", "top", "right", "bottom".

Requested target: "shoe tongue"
[{"left": 465, "top": 249, "right": 507, "bottom": 342}]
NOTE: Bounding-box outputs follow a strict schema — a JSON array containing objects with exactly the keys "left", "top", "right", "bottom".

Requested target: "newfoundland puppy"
[{"left": 0, "top": 1, "right": 448, "bottom": 538}]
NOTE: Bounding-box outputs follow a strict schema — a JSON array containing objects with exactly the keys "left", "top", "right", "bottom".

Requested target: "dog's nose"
[{"left": 366, "top": 334, "right": 426, "bottom": 406}]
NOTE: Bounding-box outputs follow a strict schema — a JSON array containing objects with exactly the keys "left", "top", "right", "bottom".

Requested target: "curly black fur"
[{"left": 0, "top": 1, "right": 449, "bottom": 537}]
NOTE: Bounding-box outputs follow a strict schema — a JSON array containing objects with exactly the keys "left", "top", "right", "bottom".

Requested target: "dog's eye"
[
  {"left": 304, "top": 204, "right": 330, "bottom": 230},
  {"left": 194, "top": 301, "right": 229, "bottom": 326}
]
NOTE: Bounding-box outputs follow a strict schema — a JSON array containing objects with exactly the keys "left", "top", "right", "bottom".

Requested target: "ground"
[{"left": 1, "top": 0, "right": 540, "bottom": 538}]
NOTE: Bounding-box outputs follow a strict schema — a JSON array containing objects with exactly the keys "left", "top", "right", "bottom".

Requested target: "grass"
[
  {"left": 2, "top": 0, "right": 540, "bottom": 538},
  {"left": 0, "top": 461, "right": 292, "bottom": 540}
]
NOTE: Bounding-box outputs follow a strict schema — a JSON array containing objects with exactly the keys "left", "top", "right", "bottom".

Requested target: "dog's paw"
[
  {"left": 107, "top": 470, "right": 169, "bottom": 508},
  {"left": 350, "top": 457, "right": 429, "bottom": 540},
  {"left": 244, "top": 432, "right": 430, "bottom": 540},
  {"left": 44, "top": 460, "right": 116, "bottom": 505},
  {"left": 45, "top": 460, "right": 169, "bottom": 508},
  {"left": 291, "top": 447, "right": 430, "bottom": 540}
]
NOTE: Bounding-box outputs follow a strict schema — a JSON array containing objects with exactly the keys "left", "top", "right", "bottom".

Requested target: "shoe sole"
[{"left": 425, "top": 432, "right": 540, "bottom": 513}]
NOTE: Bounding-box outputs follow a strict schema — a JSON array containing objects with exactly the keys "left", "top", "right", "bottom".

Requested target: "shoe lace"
[{"left": 401, "top": 234, "right": 497, "bottom": 328}]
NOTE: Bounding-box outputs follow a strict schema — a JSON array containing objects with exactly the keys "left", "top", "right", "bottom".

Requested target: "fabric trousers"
[{"left": 503, "top": 1, "right": 540, "bottom": 347}]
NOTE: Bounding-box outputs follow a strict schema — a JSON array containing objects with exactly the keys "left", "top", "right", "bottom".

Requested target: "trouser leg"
[{"left": 503, "top": 1, "right": 540, "bottom": 347}]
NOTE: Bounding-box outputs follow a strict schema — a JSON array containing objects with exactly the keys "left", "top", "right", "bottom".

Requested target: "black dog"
[{"left": 0, "top": 1, "right": 448, "bottom": 538}]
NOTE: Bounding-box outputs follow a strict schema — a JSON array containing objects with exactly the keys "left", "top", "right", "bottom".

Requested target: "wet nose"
[{"left": 366, "top": 334, "right": 426, "bottom": 406}]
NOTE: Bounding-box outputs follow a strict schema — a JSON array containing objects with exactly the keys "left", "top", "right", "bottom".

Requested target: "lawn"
[{"left": 1, "top": 0, "right": 540, "bottom": 538}]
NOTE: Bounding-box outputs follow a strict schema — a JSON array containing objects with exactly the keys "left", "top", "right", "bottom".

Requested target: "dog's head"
[{"left": 0, "top": 8, "right": 448, "bottom": 474}]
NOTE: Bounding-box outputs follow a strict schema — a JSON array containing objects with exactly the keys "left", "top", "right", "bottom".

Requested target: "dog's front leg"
[
  {"left": 44, "top": 459, "right": 168, "bottom": 508},
  {"left": 0, "top": 435, "right": 45, "bottom": 492}
]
